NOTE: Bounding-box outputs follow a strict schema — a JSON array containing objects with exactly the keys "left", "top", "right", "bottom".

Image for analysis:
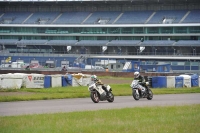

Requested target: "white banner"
[{"left": 26, "top": 74, "right": 44, "bottom": 88}]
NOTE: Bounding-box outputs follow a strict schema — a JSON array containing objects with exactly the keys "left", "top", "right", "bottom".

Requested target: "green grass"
[
  {"left": 0, "top": 104, "right": 200, "bottom": 133},
  {"left": 0, "top": 84, "right": 200, "bottom": 102},
  {"left": 98, "top": 76, "right": 133, "bottom": 79}
]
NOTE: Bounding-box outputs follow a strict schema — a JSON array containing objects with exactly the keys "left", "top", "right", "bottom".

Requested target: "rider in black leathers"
[{"left": 134, "top": 71, "right": 149, "bottom": 92}]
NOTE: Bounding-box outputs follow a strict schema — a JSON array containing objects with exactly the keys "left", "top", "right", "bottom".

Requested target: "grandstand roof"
[
  {"left": 90, "top": 55, "right": 200, "bottom": 60},
  {"left": 0, "top": 0, "right": 199, "bottom": 6}
]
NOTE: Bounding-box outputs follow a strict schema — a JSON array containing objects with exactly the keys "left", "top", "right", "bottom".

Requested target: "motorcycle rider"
[
  {"left": 133, "top": 71, "right": 150, "bottom": 93},
  {"left": 91, "top": 75, "right": 109, "bottom": 96}
]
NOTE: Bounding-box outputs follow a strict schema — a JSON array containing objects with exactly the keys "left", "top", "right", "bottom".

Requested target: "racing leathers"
[
  {"left": 94, "top": 79, "right": 109, "bottom": 96},
  {"left": 134, "top": 75, "right": 149, "bottom": 92}
]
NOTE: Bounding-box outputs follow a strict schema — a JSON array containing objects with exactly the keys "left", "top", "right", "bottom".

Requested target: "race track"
[{"left": 0, "top": 93, "right": 200, "bottom": 116}]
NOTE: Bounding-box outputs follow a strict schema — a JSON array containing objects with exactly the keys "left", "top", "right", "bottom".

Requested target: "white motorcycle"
[
  {"left": 130, "top": 80, "right": 153, "bottom": 101},
  {"left": 88, "top": 82, "right": 114, "bottom": 103}
]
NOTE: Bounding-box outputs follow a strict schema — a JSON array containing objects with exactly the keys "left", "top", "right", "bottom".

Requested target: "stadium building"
[{"left": 0, "top": 0, "right": 200, "bottom": 73}]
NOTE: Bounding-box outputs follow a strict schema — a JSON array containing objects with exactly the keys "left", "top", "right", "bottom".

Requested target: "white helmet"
[
  {"left": 134, "top": 71, "right": 140, "bottom": 78},
  {"left": 91, "top": 75, "right": 97, "bottom": 81}
]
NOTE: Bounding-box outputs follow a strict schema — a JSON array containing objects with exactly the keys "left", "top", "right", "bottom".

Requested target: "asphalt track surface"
[{"left": 0, "top": 93, "right": 200, "bottom": 116}]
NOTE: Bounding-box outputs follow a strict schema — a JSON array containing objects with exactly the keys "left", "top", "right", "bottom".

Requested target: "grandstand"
[{"left": 0, "top": 0, "right": 200, "bottom": 73}]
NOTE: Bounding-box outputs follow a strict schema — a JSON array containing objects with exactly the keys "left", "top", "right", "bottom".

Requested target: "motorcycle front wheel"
[
  {"left": 107, "top": 92, "right": 114, "bottom": 102},
  {"left": 147, "top": 89, "right": 153, "bottom": 100},
  {"left": 90, "top": 91, "right": 100, "bottom": 103},
  {"left": 132, "top": 89, "right": 140, "bottom": 101}
]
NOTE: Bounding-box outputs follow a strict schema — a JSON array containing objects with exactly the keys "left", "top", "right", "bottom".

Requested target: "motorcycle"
[
  {"left": 88, "top": 82, "right": 114, "bottom": 103},
  {"left": 130, "top": 80, "right": 153, "bottom": 101}
]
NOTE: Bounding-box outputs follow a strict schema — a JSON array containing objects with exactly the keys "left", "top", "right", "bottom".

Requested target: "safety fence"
[
  {"left": 149, "top": 74, "right": 200, "bottom": 88},
  {"left": 0, "top": 73, "right": 91, "bottom": 89},
  {"left": 0, "top": 73, "right": 199, "bottom": 89}
]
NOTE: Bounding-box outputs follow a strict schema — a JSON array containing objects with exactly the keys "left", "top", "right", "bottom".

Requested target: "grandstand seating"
[
  {"left": 148, "top": 10, "right": 187, "bottom": 24},
  {"left": 175, "top": 40, "right": 200, "bottom": 46},
  {"left": 77, "top": 40, "right": 109, "bottom": 46},
  {"left": 0, "top": 12, "right": 31, "bottom": 24},
  {"left": 0, "top": 39, "right": 199, "bottom": 47},
  {"left": 0, "top": 10, "right": 199, "bottom": 24},
  {"left": 116, "top": 11, "right": 153, "bottom": 24},
  {"left": 54, "top": 12, "right": 90, "bottom": 24},
  {"left": 83, "top": 11, "right": 121, "bottom": 24},
  {"left": 182, "top": 10, "right": 200, "bottom": 23},
  {"left": 0, "top": 9, "right": 199, "bottom": 57},
  {"left": 0, "top": 39, "right": 18, "bottom": 45},
  {"left": 47, "top": 40, "right": 78, "bottom": 45},
  {"left": 141, "top": 40, "right": 175, "bottom": 46},
  {"left": 17, "top": 40, "right": 48, "bottom": 45},
  {"left": 108, "top": 40, "right": 141, "bottom": 46},
  {"left": 24, "top": 12, "right": 60, "bottom": 24}
]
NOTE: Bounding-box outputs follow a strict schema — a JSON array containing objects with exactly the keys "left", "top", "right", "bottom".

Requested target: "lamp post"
[
  {"left": 55, "top": 60, "right": 57, "bottom": 68},
  {"left": 174, "top": 49, "right": 176, "bottom": 55},
  {"left": 193, "top": 49, "right": 196, "bottom": 56},
  {"left": 4, "top": 57, "right": 5, "bottom": 67}
]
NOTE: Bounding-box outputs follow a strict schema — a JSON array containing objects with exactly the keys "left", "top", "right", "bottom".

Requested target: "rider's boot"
[
  {"left": 105, "top": 89, "right": 109, "bottom": 97},
  {"left": 102, "top": 86, "right": 109, "bottom": 97},
  {"left": 146, "top": 86, "right": 150, "bottom": 94}
]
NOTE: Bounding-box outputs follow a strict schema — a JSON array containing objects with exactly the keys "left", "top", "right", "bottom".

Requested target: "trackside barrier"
[
  {"left": 67, "top": 74, "right": 73, "bottom": 86},
  {"left": 152, "top": 76, "right": 167, "bottom": 88},
  {"left": 147, "top": 77, "right": 152, "bottom": 87},
  {"left": 62, "top": 74, "right": 73, "bottom": 87},
  {"left": 44, "top": 75, "right": 51, "bottom": 88},
  {"left": 182, "top": 76, "right": 191, "bottom": 88},
  {"left": 62, "top": 76, "right": 67, "bottom": 87},
  {"left": 13, "top": 73, "right": 28, "bottom": 87},
  {"left": 71, "top": 73, "right": 91, "bottom": 87},
  {"left": 199, "top": 76, "right": 200, "bottom": 87},
  {"left": 0, "top": 74, "right": 2, "bottom": 89},
  {"left": 152, "top": 75, "right": 199, "bottom": 88},
  {"left": 51, "top": 74, "right": 62, "bottom": 88},
  {"left": 175, "top": 76, "right": 184, "bottom": 88},
  {"left": 1, "top": 73, "right": 24, "bottom": 89},
  {"left": 26, "top": 74, "right": 45, "bottom": 88},
  {"left": 0, "top": 73, "right": 75, "bottom": 89},
  {"left": 166, "top": 76, "right": 175, "bottom": 88},
  {"left": 191, "top": 74, "right": 199, "bottom": 87}
]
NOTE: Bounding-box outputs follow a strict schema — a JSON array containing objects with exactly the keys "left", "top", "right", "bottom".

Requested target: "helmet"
[
  {"left": 134, "top": 71, "right": 140, "bottom": 78},
  {"left": 91, "top": 75, "right": 97, "bottom": 81}
]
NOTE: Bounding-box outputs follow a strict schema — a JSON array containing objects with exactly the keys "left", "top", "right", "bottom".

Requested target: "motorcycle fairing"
[
  {"left": 106, "top": 85, "right": 111, "bottom": 91},
  {"left": 94, "top": 84, "right": 104, "bottom": 95}
]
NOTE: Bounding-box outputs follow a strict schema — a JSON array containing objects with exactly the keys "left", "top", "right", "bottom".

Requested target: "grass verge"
[
  {"left": 0, "top": 104, "right": 200, "bottom": 133},
  {"left": 0, "top": 84, "right": 199, "bottom": 102}
]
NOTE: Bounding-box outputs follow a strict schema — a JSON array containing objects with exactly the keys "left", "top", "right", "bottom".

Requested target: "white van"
[
  {"left": 11, "top": 62, "right": 24, "bottom": 68},
  {"left": 85, "top": 65, "right": 95, "bottom": 69},
  {"left": 85, "top": 65, "right": 104, "bottom": 70}
]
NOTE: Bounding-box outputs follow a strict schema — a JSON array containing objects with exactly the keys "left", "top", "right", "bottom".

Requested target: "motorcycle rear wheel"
[
  {"left": 90, "top": 92, "right": 100, "bottom": 103},
  {"left": 107, "top": 92, "right": 114, "bottom": 102},
  {"left": 147, "top": 89, "right": 153, "bottom": 100},
  {"left": 132, "top": 90, "right": 140, "bottom": 101}
]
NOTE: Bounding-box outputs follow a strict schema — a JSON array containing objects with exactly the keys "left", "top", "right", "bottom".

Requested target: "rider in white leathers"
[{"left": 91, "top": 75, "right": 109, "bottom": 96}]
